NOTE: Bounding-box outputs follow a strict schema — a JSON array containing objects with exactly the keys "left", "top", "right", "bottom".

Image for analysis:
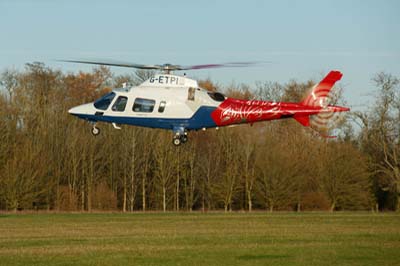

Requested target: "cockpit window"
[
  {"left": 94, "top": 92, "right": 116, "bottom": 110},
  {"left": 112, "top": 96, "right": 128, "bottom": 112},
  {"left": 207, "top": 92, "right": 225, "bottom": 102}
]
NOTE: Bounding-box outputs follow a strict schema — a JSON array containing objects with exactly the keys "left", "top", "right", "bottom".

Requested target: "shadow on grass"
[{"left": 238, "top": 254, "right": 290, "bottom": 260}]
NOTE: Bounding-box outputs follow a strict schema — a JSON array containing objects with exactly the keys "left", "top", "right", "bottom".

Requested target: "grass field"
[{"left": 0, "top": 212, "right": 399, "bottom": 266}]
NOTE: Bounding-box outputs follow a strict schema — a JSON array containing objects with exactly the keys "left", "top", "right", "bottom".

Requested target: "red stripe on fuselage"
[{"left": 210, "top": 98, "right": 321, "bottom": 126}]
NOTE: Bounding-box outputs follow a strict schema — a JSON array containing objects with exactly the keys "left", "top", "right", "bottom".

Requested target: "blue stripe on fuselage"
[{"left": 73, "top": 106, "right": 217, "bottom": 130}]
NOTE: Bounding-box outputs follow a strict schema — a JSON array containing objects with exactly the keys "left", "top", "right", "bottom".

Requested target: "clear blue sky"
[{"left": 1, "top": 0, "right": 399, "bottom": 110}]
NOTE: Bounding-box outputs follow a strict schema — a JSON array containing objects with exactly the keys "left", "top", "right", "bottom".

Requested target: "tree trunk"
[
  {"left": 246, "top": 181, "right": 252, "bottom": 212},
  {"left": 87, "top": 182, "right": 91, "bottom": 212},
  {"left": 56, "top": 174, "right": 60, "bottom": 212},
  {"left": 142, "top": 176, "right": 146, "bottom": 211},
  {"left": 201, "top": 181, "right": 206, "bottom": 212},
  {"left": 245, "top": 181, "right": 249, "bottom": 211},
  {"left": 397, "top": 194, "right": 400, "bottom": 212},
  {"left": 184, "top": 175, "right": 188, "bottom": 211},
  {"left": 81, "top": 182, "right": 85, "bottom": 211},
  {"left": 248, "top": 194, "right": 252, "bottom": 212},
  {"left": 176, "top": 150, "right": 180, "bottom": 211},
  {"left": 163, "top": 186, "right": 166, "bottom": 212},
  {"left": 330, "top": 201, "right": 336, "bottom": 212},
  {"left": 142, "top": 143, "right": 150, "bottom": 212},
  {"left": 87, "top": 153, "right": 93, "bottom": 213},
  {"left": 123, "top": 174, "right": 127, "bottom": 212},
  {"left": 129, "top": 130, "right": 136, "bottom": 212},
  {"left": 201, "top": 193, "right": 205, "bottom": 212},
  {"left": 130, "top": 176, "right": 135, "bottom": 212},
  {"left": 207, "top": 172, "right": 212, "bottom": 211},
  {"left": 68, "top": 185, "right": 73, "bottom": 211},
  {"left": 176, "top": 175, "right": 180, "bottom": 211},
  {"left": 297, "top": 202, "right": 301, "bottom": 212},
  {"left": 189, "top": 177, "right": 195, "bottom": 212}
]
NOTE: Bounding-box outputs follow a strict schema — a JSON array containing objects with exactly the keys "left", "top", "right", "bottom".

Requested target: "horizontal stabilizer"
[{"left": 294, "top": 115, "right": 310, "bottom": 127}]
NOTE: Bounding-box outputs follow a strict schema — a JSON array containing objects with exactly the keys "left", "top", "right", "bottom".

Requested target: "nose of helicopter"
[{"left": 68, "top": 103, "right": 96, "bottom": 116}]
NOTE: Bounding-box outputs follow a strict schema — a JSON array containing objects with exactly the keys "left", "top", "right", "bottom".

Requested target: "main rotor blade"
[
  {"left": 179, "top": 61, "right": 269, "bottom": 70},
  {"left": 58, "top": 59, "right": 162, "bottom": 70},
  {"left": 59, "top": 60, "right": 271, "bottom": 72}
]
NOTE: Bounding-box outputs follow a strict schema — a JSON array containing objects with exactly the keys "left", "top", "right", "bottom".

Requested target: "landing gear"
[
  {"left": 173, "top": 136, "right": 181, "bottom": 146},
  {"left": 172, "top": 131, "right": 188, "bottom": 146},
  {"left": 91, "top": 125, "right": 100, "bottom": 136},
  {"left": 181, "top": 134, "right": 188, "bottom": 143}
]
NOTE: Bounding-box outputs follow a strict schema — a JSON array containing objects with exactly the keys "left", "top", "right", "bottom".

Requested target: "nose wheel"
[{"left": 173, "top": 137, "right": 181, "bottom": 146}]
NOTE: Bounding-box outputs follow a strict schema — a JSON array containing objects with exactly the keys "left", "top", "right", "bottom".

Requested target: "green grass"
[{"left": 0, "top": 212, "right": 399, "bottom": 266}]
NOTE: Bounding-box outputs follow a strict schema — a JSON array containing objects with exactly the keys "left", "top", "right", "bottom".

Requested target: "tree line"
[{"left": 0, "top": 62, "right": 398, "bottom": 212}]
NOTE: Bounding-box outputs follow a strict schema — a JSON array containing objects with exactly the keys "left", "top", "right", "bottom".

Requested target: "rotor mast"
[{"left": 161, "top": 64, "right": 174, "bottom": 75}]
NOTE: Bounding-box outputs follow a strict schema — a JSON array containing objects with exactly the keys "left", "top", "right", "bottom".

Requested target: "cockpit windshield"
[{"left": 94, "top": 92, "right": 116, "bottom": 110}]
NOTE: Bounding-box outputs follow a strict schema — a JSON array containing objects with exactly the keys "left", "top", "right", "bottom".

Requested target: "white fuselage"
[{"left": 68, "top": 74, "right": 223, "bottom": 131}]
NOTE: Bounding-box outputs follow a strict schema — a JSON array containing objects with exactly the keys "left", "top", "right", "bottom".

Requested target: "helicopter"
[{"left": 65, "top": 60, "right": 350, "bottom": 146}]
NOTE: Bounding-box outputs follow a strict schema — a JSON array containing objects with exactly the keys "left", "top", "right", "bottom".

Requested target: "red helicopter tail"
[{"left": 294, "top": 71, "right": 347, "bottom": 137}]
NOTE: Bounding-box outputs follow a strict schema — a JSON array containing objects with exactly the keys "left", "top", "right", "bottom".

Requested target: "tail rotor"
[
  {"left": 310, "top": 91, "right": 346, "bottom": 136},
  {"left": 298, "top": 70, "right": 349, "bottom": 137}
]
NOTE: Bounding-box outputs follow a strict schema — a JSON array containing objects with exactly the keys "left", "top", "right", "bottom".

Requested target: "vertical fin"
[{"left": 301, "top": 71, "right": 343, "bottom": 107}]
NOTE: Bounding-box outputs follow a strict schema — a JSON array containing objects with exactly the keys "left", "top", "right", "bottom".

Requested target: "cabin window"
[
  {"left": 158, "top": 101, "right": 166, "bottom": 113},
  {"left": 112, "top": 96, "right": 128, "bottom": 112},
  {"left": 133, "top": 98, "right": 155, "bottom": 113},
  {"left": 207, "top": 92, "right": 225, "bottom": 102},
  {"left": 188, "top": 87, "right": 195, "bottom": 101},
  {"left": 94, "top": 92, "right": 116, "bottom": 110}
]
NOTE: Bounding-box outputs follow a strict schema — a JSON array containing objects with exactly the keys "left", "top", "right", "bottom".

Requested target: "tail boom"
[{"left": 210, "top": 70, "right": 349, "bottom": 130}]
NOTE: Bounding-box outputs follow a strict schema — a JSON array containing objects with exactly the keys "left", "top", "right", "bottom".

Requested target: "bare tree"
[
  {"left": 154, "top": 131, "right": 175, "bottom": 212},
  {"left": 240, "top": 131, "right": 256, "bottom": 212},
  {"left": 255, "top": 131, "right": 298, "bottom": 212},
  {"left": 216, "top": 130, "right": 241, "bottom": 212},
  {"left": 318, "top": 142, "right": 371, "bottom": 211},
  {"left": 0, "top": 64, "right": 379, "bottom": 212},
  {"left": 139, "top": 129, "right": 155, "bottom": 211},
  {"left": 355, "top": 72, "right": 400, "bottom": 210},
  {"left": 182, "top": 138, "right": 198, "bottom": 211}
]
